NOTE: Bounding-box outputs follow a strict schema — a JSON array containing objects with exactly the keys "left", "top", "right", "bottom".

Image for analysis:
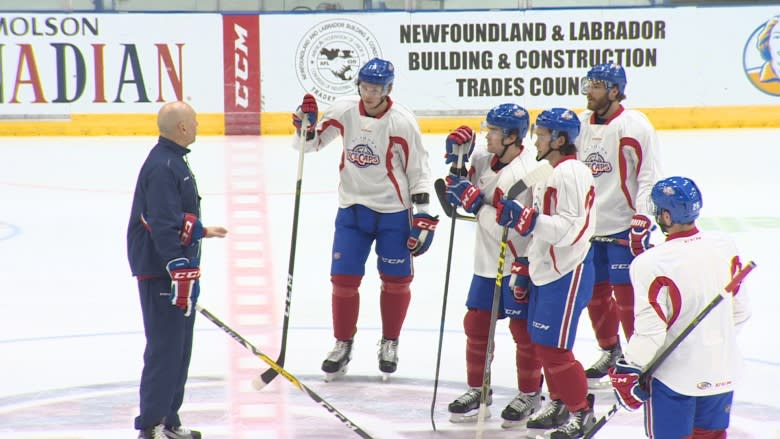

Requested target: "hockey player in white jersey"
[
  {"left": 442, "top": 104, "right": 545, "bottom": 427},
  {"left": 494, "top": 108, "right": 597, "bottom": 438},
  {"left": 576, "top": 63, "right": 663, "bottom": 387},
  {"left": 291, "top": 58, "right": 437, "bottom": 381},
  {"left": 608, "top": 176, "right": 751, "bottom": 439}
]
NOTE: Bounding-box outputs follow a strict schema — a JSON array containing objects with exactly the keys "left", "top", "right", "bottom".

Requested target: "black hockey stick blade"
[
  {"left": 590, "top": 236, "right": 629, "bottom": 246},
  {"left": 196, "top": 304, "right": 375, "bottom": 438},
  {"left": 434, "top": 178, "right": 477, "bottom": 222}
]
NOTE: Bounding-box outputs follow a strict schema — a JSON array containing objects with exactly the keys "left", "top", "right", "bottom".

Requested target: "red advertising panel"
[{"left": 222, "top": 15, "right": 260, "bottom": 135}]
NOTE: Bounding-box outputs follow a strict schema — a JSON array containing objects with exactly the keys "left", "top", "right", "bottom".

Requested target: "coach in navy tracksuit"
[{"left": 127, "top": 101, "right": 227, "bottom": 439}]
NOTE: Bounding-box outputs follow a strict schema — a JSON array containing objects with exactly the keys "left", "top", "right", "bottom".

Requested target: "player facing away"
[
  {"left": 576, "top": 63, "right": 663, "bottom": 387},
  {"left": 608, "top": 176, "right": 751, "bottom": 439},
  {"left": 443, "top": 104, "right": 545, "bottom": 427},
  {"left": 494, "top": 108, "right": 597, "bottom": 438},
  {"left": 291, "top": 58, "right": 437, "bottom": 381}
]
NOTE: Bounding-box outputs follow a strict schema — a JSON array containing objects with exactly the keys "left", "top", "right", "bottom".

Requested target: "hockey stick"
[
  {"left": 583, "top": 260, "right": 756, "bottom": 439},
  {"left": 434, "top": 178, "right": 477, "bottom": 222},
  {"left": 430, "top": 140, "right": 472, "bottom": 431},
  {"left": 253, "top": 120, "right": 308, "bottom": 390},
  {"left": 196, "top": 304, "right": 375, "bottom": 438},
  {"left": 590, "top": 235, "right": 629, "bottom": 246},
  {"left": 476, "top": 162, "right": 553, "bottom": 438}
]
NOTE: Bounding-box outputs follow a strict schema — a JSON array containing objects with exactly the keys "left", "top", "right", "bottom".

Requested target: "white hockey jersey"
[
  {"left": 468, "top": 147, "right": 539, "bottom": 277},
  {"left": 576, "top": 106, "right": 662, "bottom": 235},
  {"left": 296, "top": 96, "right": 432, "bottom": 213},
  {"left": 625, "top": 229, "right": 751, "bottom": 396},
  {"left": 526, "top": 157, "right": 596, "bottom": 285}
]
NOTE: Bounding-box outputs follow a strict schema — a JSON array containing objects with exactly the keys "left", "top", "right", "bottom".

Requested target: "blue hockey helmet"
[
  {"left": 650, "top": 176, "right": 703, "bottom": 224},
  {"left": 536, "top": 108, "right": 580, "bottom": 144},
  {"left": 485, "top": 103, "right": 530, "bottom": 140},
  {"left": 586, "top": 63, "right": 627, "bottom": 95},
  {"left": 358, "top": 58, "right": 395, "bottom": 87}
]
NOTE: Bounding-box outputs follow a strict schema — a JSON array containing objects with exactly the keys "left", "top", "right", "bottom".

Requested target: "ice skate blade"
[
  {"left": 526, "top": 430, "right": 550, "bottom": 439},
  {"left": 381, "top": 372, "right": 392, "bottom": 382},
  {"left": 587, "top": 376, "right": 612, "bottom": 389},
  {"left": 501, "top": 419, "right": 528, "bottom": 430},
  {"left": 251, "top": 375, "right": 268, "bottom": 391},
  {"left": 448, "top": 409, "right": 491, "bottom": 423},
  {"left": 323, "top": 366, "right": 348, "bottom": 382}
]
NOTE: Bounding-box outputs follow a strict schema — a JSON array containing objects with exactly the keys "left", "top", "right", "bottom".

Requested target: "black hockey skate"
[
  {"left": 137, "top": 425, "right": 166, "bottom": 439},
  {"left": 585, "top": 340, "right": 622, "bottom": 388},
  {"left": 448, "top": 388, "right": 492, "bottom": 423},
  {"left": 163, "top": 425, "right": 201, "bottom": 439},
  {"left": 500, "top": 390, "right": 542, "bottom": 429},
  {"left": 526, "top": 398, "right": 569, "bottom": 435},
  {"left": 550, "top": 394, "right": 596, "bottom": 439},
  {"left": 321, "top": 339, "right": 353, "bottom": 382},
  {"left": 377, "top": 337, "right": 398, "bottom": 381}
]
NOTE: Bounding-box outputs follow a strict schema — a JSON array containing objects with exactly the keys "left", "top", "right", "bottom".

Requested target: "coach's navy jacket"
[{"left": 127, "top": 136, "right": 201, "bottom": 278}]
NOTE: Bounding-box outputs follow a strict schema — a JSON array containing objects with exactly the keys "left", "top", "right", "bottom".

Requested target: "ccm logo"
[{"left": 234, "top": 23, "right": 250, "bottom": 109}]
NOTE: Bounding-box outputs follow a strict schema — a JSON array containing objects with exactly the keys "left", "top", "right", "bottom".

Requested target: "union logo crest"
[{"left": 743, "top": 16, "right": 780, "bottom": 96}]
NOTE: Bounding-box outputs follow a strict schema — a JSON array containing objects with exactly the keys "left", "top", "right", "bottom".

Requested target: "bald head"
[{"left": 157, "top": 101, "right": 198, "bottom": 147}]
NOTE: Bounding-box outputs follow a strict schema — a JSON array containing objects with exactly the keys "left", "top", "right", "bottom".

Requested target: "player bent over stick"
[
  {"left": 607, "top": 176, "right": 752, "bottom": 439},
  {"left": 442, "top": 104, "right": 546, "bottom": 428},
  {"left": 291, "top": 58, "right": 437, "bottom": 382},
  {"left": 494, "top": 108, "right": 598, "bottom": 439}
]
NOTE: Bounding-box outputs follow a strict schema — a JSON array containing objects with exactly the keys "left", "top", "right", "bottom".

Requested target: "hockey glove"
[
  {"left": 445, "top": 125, "right": 475, "bottom": 165},
  {"left": 166, "top": 258, "right": 201, "bottom": 317},
  {"left": 180, "top": 213, "right": 206, "bottom": 247},
  {"left": 407, "top": 213, "right": 439, "bottom": 257},
  {"left": 509, "top": 257, "right": 530, "bottom": 304},
  {"left": 292, "top": 93, "right": 318, "bottom": 138},
  {"left": 629, "top": 214, "right": 652, "bottom": 257},
  {"left": 608, "top": 359, "right": 649, "bottom": 411},
  {"left": 445, "top": 176, "right": 483, "bottom": 214},
  {"left": 495, "top": 195, "right": 538, "bottom": 236}
]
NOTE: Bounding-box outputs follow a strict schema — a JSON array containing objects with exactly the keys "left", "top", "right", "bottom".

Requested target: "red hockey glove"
[
  {"left": 445, "top": 125, "right": 475, "bottom": 165},
  {"left": 608, "top": 359, "right": 649, "bottom": 411},
  {"left": 180, "top": 213, "right": 206, "bottom": 247},
  {"left": 509, "top": 257, "right": 530, "bottom": 304},
  {"left": 166, "top": 258, "right": 201, "bottom": 317},
  {"left": 292, "top": 93, "right": 318, "bottom": 136},
  {"left": 445, "top": 176, "right": 483, "bottom": 214},
  {"left": 495, "top": 194, "right": 537, "bottom": 236},
  {"left": 629, "top": 214, "right": 652, "bottom": 257},
  {"left": 407, "top": 213, "right": 439, "bottom": 257}
]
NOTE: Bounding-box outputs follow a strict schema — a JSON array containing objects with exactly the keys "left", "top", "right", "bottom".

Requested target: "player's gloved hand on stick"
[
  {"left": 292, "top": 93, "right": 318, "bottom": 137},
  {"left": 509, "top": 257, "right": 530, "bottom": 304},
  {"left": 629, "top": 214, "right": 653, "bottom": 256},
  {"left": 180, "top": 213, "right": 206, "bottom": 247},
  {"left": 445, "top": 125, "right": 475, "bottom": 166},
  {"left": 407, "top": 213, "right": 439, "bottom": 257},
  {"left": 445, "top": 176, "right": 483, "bottom": 214},
  {"left": 608, "top": 358, "right": 649, "bottom": 411},
  {"left": 494, "top": 190, "right": 538, "bottom": 236},
  {"left": 166, "top": 257, "right": 201, "bottom": 316}
]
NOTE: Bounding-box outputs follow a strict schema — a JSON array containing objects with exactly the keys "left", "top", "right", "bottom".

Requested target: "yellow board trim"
[{"left": 0, "top": 105, "right": 777, "bottom": 136}]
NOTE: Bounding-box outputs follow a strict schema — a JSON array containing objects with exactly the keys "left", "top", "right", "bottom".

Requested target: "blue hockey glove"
[
  {"left": 166, "top": 258, "right": 201, "bottom": 317},
  {"left": 445, "top": 176, "right": 483, "bottom": 214},
  {"left": 180, "top": 213, "right": 205, "bottom": 247},
  {"left": 608, "top": 358, "right": 649, "bottom": 411},
  {"left": 495, "top": 195, "right": 537, "bottom": 236},
  {"left": 407, "top": 213, "right": 439, "bottom": 256},
  {"left": 509, "top": 257, "right": 530, "bottom": 303},
  {"left": 445, "top": 125, "right": 475, "bottom": 165}
]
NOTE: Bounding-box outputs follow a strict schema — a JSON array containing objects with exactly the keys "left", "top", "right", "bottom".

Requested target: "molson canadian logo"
[
  {"left": 295, "top": 19, "right": 381, "bottom": 104},
  {"left": 743, "top": 15, "right": 780, "bottom": 96}
]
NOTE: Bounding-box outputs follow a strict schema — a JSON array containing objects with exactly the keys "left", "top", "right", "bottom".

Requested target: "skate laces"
[
  {"left": 152, "top": 424, "right": 167, "bottom": 439},
  {"left": 591, "top": 344, "right": 621, "bottom": 373},
  {"left": 455, "top": 388, "right": 482, "bottom": 406},
  {"left": 326, "top": 340, "right": 352, "bottom": 362},
  {"left": 555, "top": 409, "right": 586, "bottom": 435},
  {"left": 531, "top": 399, "right": 564, "bottom": 422},
  {"left": 506, "top": 392, "right": 538, "bottom": 413},
  {"left": 378, "top": 337, "right": 398, "bottom": 362}
]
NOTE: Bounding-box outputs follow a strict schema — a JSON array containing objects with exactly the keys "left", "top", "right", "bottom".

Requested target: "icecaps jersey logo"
[
  {"left": 347, "top": 144, "right": 381, "bottom": 168},
  {"left": 583, "top": 152, "right": 613, "bottom": 177}
]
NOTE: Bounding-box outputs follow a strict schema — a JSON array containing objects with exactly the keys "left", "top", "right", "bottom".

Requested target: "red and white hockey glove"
[
  {"left": 608, "top": 359, "right": 649, "bottom": 411},
  {"left": 292, "top": 93, "right": 318, "bottom": 139},
  {"left": 407, "top": 213, "right": 439, "bottom": 257},
  {"left": 180, "top": 213, "right": 206, "bottom": 247},
  {"left": 166, "top": 258, "right": 201, "bottom": 317},
  {"left": 445, "top": 125, "right": 475, "bottom": 166},
  {"left": 509, "top": 257, "right": 530, "bottom": 304},
  {"left": 629, "top": 214, "right": 653, "bottom": 257}
]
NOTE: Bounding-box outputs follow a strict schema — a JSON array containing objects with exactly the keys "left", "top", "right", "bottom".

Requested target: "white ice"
[{"left": 0, "top": 129, "right": 778, "bottom": 438}]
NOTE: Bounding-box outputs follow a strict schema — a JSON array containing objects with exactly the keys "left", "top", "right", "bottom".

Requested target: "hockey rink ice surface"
[{"left": 1, "top": 129, "right": 779, "bottom": 439}]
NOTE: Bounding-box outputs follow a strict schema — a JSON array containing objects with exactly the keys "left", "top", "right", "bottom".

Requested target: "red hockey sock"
[
  {"left": 587, "top": 281, "right": 619, "bottom": 349},
  {"left": 509, "top": 318, "right": 543, "bottom": 393},
  {"left": 613, "top": 284, "right": 635, "bottom": 340},
  {"left": 464, "top": 309, "right": 491, "bottom": 388},
  {"left": 691, "top": 428, "right": 726, "bottom": 439},
  {"left": 379, "top": 274, "right": 412, "bottom": 340},
  {"left": 331, "top": 275, "right": 361, "bottom": 340},
  {"left": 536, "top": 345, "right": 589, "bottom": 412}
]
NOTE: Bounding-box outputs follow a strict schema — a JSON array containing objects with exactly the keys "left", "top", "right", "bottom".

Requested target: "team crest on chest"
[
  {"left": 583, "top": 152, "right": 613, "bottom": 177},
  {"left": 347, "top": 143, "right": 381, "bottom": 168}
]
